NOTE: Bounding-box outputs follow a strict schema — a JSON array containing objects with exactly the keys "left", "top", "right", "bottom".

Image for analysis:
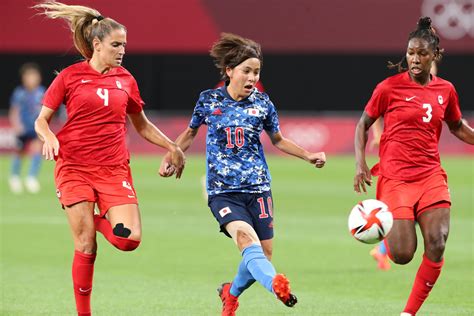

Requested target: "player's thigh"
[
  {"left": 385, "top": 219, "right": 417, "bottom": 264},
  {"left": 417, "top": 207, "right": 450, "bottom": 260},
  {"left": 226, "top": 220, "right": 261, "bottom": 250},
  {"left": 260, "top": 239, "right": 273, "bottom": 260},
  {"left": 107, "top": 204, "right": 142, "bottom": 240},
  {"left": 65, "top": 201, "right": 96, "bottom": 253}
]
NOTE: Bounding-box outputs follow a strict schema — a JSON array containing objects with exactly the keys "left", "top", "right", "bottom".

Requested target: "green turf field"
[{"left": 1, "top": 155, "right": 472, "bottom": 315}]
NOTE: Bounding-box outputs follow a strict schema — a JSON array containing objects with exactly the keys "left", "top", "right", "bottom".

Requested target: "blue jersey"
[
  {"left": 190, "top": 86, "right": 280, "bottom": 195},
  {"left": 10, "top": 86, "right": 45, "bottom": 133}
]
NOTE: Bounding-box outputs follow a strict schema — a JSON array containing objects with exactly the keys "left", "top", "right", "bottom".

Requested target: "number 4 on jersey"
[{"left": 97, "top": 88, "right": 109, "bottom": 106}]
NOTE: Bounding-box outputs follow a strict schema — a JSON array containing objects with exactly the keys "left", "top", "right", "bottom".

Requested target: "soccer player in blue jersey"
[
  {"left": 9, "top": 63, "right": 45, "bottom": 194},
  {"left": 160, "top": 33, "right": 326, "bottom": 315}
]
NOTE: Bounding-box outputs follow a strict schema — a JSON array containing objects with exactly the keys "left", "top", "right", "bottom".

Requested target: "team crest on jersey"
[
  {"left": 122, "top": 180, "right": 132, "bottom": 191},
  {"left": 438, "top": 95, "right": 443, "bottom": 105},
  {"left": 245, "top": 108, "right": 260, "bottom": 116},
  {"left": 219, "top": 206, "right": 232, "bottom": 217},
  {"left": 116, "top": 80, "right": 122, "bottom": 89}
]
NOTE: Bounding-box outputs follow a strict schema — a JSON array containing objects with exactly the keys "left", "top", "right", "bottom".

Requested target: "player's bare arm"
[
  {"left": 128, "top": 111, "right": 186, "bottom": 178},
  {"left": 354, "top": 111, "right": 377, "bottom": 193},
  {"left": 447, "top": 118, "right": 474, "bottom": 145},
  {"left": 266, "top": 130, "right": 326, "bottom": 168},
  {"left": 159, "top": 127, "right": 199, "bottom": 178},
  {"left": 34, "top": 105, "right": 59, "bottom": 161}
]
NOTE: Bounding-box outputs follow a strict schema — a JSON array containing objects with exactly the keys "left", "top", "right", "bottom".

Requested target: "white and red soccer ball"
[{"left": 348, "top": 199, "right": 393, "bottom": 244}]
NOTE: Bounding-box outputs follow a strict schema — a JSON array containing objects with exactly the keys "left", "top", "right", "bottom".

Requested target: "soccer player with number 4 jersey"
[
  {"left": 354, "top": 17, "right": 474, "bottom": 316},
  {"left": 33, "top": 2, "right": 185, "bottom": 315},
  {"left": 159, "top": 33, "right": 326, "bottom": 315}
]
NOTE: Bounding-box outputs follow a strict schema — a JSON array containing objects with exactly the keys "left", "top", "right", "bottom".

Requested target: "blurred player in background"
[
  {"left": 160, "top": 33, "right": 326, "bottom": 315},
  {"left": 8, "top": 63, "right": 45, "bottom": 194},
  {"left": 33, "top": 2, "right": 185, "bottom": 315},
  {"left": 369, "top": 61, "right": 440, "bottom": 271},
  {"left": 354, "top": 17, "right": 474, "bottom": 316}
]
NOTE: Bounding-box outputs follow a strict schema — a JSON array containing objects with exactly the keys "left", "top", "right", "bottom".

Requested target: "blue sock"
[
  {"left": 241, "top": 244, "right": 276, "bottom": 294},
  {"left": 28, "top": 154, "right": 42, "bottom": 177},
  {"left": 230, "top": 260, "right": 256, "bottom": 297},
  {"left": 379, "top": 242, "right": 387, "bottom": 255},
  {"left": 11, "top": 155, "right": 21, "bottom": 176}
]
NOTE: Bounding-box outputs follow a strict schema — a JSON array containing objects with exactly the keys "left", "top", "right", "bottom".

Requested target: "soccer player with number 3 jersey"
[
  {"left": 354, "top": 17, "right": 474, "bottom": 316},
  {"left": 159, "top": 33, "right": 326, "bottom": 315},
  {"left": 33, "top": 2, "right": 185, "bottom": 315}
]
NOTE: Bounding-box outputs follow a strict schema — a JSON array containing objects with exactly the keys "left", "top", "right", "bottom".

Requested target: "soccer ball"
[{"left": 348, "top": 199, "right": 393, "bottom": 244}]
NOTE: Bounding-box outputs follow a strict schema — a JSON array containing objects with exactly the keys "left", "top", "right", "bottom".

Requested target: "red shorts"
[
  {"left": 54, "top": 159, "right": 138, "bottom": 216},
  {"left": 376, "top": 169, "right": 451, "bottom": 221}
]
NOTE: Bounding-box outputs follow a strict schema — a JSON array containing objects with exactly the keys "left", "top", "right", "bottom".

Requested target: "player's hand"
[
  {"left": 169, "top": 146, "right": 186, "bottom": 179},
  {"left": 354, "top": 161, "right": 372, "bottom": 194},
  {"left": 159, "top": 152, "right": 176, "bottom": 177},
  {"left": 307, "top": 152, "right": 326, "bottom": 168},
  {"left": 42, "top": 133, "right": 59, "bottom": 160}
]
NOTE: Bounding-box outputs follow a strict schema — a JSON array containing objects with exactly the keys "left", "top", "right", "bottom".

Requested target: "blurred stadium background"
[{"left": 1, "top": 0, "right": 473, "bottom": 315}]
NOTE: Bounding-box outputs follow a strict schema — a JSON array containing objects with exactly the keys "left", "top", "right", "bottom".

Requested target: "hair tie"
[{"left": 96, "top": 15, "right": 104, "bottom": 21}]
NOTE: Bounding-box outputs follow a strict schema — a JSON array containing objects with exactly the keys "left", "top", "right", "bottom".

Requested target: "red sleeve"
[
  {"left": 42, "top": 72, "right": 65, "bottom": 111},
  {"left": 444, "top": 84, "right": 462, "bottom": 123},
  {"left": 364, "top": 81, "right": 390, "bottom": 119},
  {"left": 126, "top": 77, "right": 145, "bottom": 114}
]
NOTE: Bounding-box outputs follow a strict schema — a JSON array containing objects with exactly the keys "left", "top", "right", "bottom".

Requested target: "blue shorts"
[
  {"left": 208, "top": 191, "right": 274, "bottom": 240},
  {"left": 16, "top": 131, "right": 38, "bottom": 151}
]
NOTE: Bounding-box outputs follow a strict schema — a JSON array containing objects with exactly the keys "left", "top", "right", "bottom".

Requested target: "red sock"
[
  {"left": 403, "top": 254, "right": 444, "bottom": 315},
  {"left": 72, "top": 251, "right": 96, "bottom": 316},
  {"left": 94, "top": 216, "right": 140, "bottom": 251}
]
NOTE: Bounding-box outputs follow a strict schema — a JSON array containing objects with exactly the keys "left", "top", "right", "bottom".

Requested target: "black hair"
[{"left": 388, "top": 17, "right": 443, "bottom": 72}]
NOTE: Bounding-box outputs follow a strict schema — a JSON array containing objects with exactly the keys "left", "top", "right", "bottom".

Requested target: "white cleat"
[
  {"left": 25, "top": 176, "right": 40, "bottom": 194},
  {"left": 9, "top": 176, "right": 23, "bottom": 194},
  {"left": 401, "top": 313, "right": 413, "bottom": 316}
]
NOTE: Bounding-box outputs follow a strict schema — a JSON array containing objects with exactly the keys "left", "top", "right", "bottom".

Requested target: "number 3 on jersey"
[
  {"left": 225, "top": 127, "right": 245, "bottom": 148},
  {"left": 422, "top": 103, "right": 432, "bottom": 123},
  {"left": 97, "top": 88, "right": 109, "bottom": 106}
]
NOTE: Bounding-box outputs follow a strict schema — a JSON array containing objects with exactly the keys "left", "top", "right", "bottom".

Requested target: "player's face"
[
  {"left": 406, "top": 38, "right": 436, "bottom": 84},
  {"left": 22, "top": 69, "right": 41, "bottom": 91},
  {"left": 226, "top": 58, "right": 261, "bottom": 100},
  {"left": 95, "top": 28, "right": 127, "bottom": 68}
]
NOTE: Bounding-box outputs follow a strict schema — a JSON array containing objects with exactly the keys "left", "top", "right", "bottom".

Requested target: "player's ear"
[
  {"left": 225, "top": 66, "right": 233, "bottom": 79},
  {"left": 92, "top": 37, "right": 102, "bottom": 52}
]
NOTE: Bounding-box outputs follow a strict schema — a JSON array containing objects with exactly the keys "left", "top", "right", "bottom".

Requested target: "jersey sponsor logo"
[
  {"left": 245, "top": 108, "right": 260, "bottom": 116},
  {"left": 438, "top": 95, "right": 443, "bottom": 105},
  {"left": 405, "top": 96, "right": 416, "bottom": 101},
  {"left": 116, "top": 80, "right": 122, "bottom": 89},
  {"left": 122, "top": 180, "right": 133, "bottom": 191},
  {"left": 81, "top": 79, "right": 92, "bottom": 83},
  {"left": 219, "top": 206, "right": 232, "bottom": 217}
]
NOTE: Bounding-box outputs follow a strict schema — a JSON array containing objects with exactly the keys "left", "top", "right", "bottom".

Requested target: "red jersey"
[
  {"left": 365, "top": 72, "right": 462, "bottom": 181},
  {"left": 43, "top": 61, "right": 144, "bottom": 165}
]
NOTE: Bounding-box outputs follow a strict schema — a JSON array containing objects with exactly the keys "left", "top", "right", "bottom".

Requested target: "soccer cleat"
[
  {"left": 370, "top": 246, "right": 391, "bottom": 270},
  {"left": 217, "top": 282, "right": 239, "bottom": 316},
  {"left": 400, "top": 313, "right": 413, "bottom": 316},
  {"left": 9, "top": 176, "right": 23, "bottom": 194},
  {"left": 272, "top": 274, "right": 298, "bottom": 307},
  {"left": 25, "top": 176, "right": 40, "bottom": 193}
]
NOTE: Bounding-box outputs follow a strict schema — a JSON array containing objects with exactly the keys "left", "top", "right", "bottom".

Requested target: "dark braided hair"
[{"left": 388, "top": 16, "right": 444, "bottom": 72}]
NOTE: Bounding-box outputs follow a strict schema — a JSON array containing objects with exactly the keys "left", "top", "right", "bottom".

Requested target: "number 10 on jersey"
[{"left": 225, "top": 127, "right": 245, "bottom": 148}]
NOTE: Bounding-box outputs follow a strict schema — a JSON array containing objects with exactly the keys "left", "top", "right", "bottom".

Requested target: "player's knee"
[
  {"left": 392, "top": 250, "right": 415, "bottom": 265},
  {"left": 75, "top": 234, "right": 97, "bottom": 254},
  {"left": 112, "top": 223, "right": 141, "bottom": 251},
  {"left": 236, "top": 229, "right": 256, "bottom": 249},
  {"left": 425, "top": 232, "right": 447, "bottom": 260}
]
